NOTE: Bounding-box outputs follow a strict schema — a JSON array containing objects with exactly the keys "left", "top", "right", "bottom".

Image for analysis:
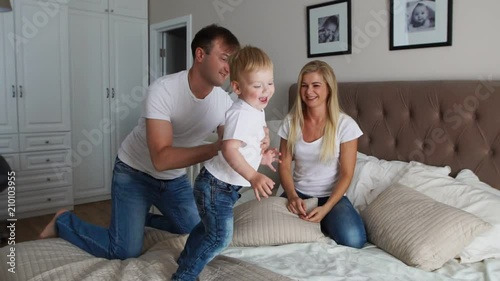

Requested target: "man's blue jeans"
[
  {"left": 55, "top": 158, "right": 200, "bottom": 259},
  {"left": 172, "top": 167, "right": 242, "bottom": 281},
  {"left": 281, "top": 190, "right": 367, "bottom": 249}
]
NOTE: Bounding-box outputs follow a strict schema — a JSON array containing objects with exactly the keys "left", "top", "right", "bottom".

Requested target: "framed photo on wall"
[
  {"left": 307, "top": 0, "right": 351, "bottom": 57},
  {"left": 390, "top": 0, "right": 453, "bottom": 50}
]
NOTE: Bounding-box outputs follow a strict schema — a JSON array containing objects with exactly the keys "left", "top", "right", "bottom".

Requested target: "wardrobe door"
[
  {"left": 109, "top": 14, "right": 148, "bottom": 161},
  {"left": 69, "top": 9, "right": 112, "bottom": 202},
  {"left": 14, "top": 0, "right": 70, "bottom": 133},
  {"left": 0, "top": 12, "right": 18, "bottom": 134}
]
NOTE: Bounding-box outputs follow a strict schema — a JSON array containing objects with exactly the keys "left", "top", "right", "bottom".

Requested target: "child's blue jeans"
[{"left": 172, "top": 167, "right": 242, "bottom": 281}]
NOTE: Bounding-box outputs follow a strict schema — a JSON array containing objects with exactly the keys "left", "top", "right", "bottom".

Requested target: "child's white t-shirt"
[
  {"left": 118, "top": 70, "right": 234, "bottom": 180},
  {"left": 204, "top": 99, "right": 266, "bottom": 186},
  {"left": 277, "top": 113, "right": 362, "bottom": 197}
]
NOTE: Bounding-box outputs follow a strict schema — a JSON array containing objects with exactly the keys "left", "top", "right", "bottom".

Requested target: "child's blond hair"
[{"left": 229, "top": 46, "right": 273, "bottom": 83}]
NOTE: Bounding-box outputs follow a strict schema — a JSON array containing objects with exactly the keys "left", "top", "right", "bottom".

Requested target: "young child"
[
  {"left": 319, "top": 15, "right": 339, "bottom": 43},
  {"left": 408, "top": 2, "right": 435, "bottom": 32},
  {"left": 171, "top": 46, "right": 279, "bottom": 281}
]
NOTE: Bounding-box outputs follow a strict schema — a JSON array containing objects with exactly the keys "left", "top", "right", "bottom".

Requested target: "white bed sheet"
[{"left": 223, "top": 240, "right": 500, "bottom": 281}]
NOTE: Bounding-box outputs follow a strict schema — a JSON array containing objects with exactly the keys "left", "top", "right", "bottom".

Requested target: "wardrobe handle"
[
  {"left": 110, "top": 9, "right": 114, "bottom": 13},
  {"left": 106, "top": 88, "right": 110, "bottom": 98},
  {"left": 19, "top": 85, "right": 23, "bottom": 98},
  {"left": 12, "top": 85, "right": 15, "bottom": 98},
  {"left": 112, "top": 88, "right": 115, "bottom": 98},
  {"left": 105, "top": 9, "right": 109, "bottom": 12}
]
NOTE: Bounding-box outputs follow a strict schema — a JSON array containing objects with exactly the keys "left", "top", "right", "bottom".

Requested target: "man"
[{"left": 40, "top": 24, "right": 266, "bottom": 260}]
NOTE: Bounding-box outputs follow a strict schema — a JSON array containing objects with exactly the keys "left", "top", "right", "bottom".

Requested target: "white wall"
[{"left": 149, "top": 0, "right": 500, "bottom": 120}]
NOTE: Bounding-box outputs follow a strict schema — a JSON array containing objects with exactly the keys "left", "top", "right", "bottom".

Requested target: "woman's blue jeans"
[
  {"left": 55, "top": 158, "right": 200, "bottom": 259},
  {"left": 172, "top": 167, "right": 242, "bottom": 281},
  {"left": 282, "top": 190, "right": 367, "bottom": 249}
]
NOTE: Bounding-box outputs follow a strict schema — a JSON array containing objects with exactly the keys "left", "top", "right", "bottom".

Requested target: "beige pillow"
[
  {"left": 360, "top": 183, "right": 491, "bottom": 271},
  {"left": 231, "top": 197, "right": 327, "bottom": 247}
]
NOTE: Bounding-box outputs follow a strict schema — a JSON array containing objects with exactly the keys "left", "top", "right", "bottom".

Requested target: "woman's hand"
[
  {"left": 302, "top": 205, "right": 329, "bottom": 223},
  {"left": 287, "top": 196, "right": 307, "bottom": 217}
]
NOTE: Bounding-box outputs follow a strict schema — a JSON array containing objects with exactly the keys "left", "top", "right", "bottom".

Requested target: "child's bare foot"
[{"left": 39, "top": 209, "right": 69, "bottom": 239}]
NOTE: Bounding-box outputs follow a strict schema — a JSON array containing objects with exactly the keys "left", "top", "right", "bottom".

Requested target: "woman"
[{"left": 277, "top": 60, "right": 366, "bottom": 248}]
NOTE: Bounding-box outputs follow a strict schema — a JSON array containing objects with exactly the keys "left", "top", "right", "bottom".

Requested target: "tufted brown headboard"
[{"left": 289, "top": 80, "right": 500, "bottom": 190}]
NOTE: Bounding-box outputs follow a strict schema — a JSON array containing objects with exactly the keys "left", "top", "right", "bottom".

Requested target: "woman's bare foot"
[{"left": 39, "top": 209, "right": 69, "bottom": 239}]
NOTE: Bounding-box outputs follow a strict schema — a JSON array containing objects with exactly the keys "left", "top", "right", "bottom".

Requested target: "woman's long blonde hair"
[{"left": 287, "top": 60, "right": 341, "bottom": 163}]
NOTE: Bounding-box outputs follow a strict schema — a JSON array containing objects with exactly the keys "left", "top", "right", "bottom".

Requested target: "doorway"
[
  {"left": 161, "top": 27, "right": 186, "bottom": 76},
  {"left": 149, "top": 15, "right": 192, "bottom": 83}
]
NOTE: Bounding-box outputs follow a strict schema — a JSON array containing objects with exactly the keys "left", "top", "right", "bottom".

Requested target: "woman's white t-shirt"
[{"left": 277, "top": 113, "right": 362, "bottom": 197}]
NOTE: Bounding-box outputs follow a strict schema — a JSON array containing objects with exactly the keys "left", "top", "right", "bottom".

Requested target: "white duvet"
[{"left": 224, "top": 240, "right": 500, "bottom": 281}]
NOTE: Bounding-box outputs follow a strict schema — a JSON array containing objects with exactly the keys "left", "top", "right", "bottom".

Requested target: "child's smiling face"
[{"left": 233, "top": 68, "right": 275, "bottom": 111}]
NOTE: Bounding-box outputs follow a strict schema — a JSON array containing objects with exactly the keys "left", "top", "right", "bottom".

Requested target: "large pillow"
[
  {"left": 361, "top": 183, "right": 491, "bottom": 271},
  {"left": 231, "top": 197, "right": 328, "bottom": 247},
  {"left": 455, "top": 169, "right": 500, "bottom": 197},
  {"left": 346, "top": 153, "right": 451, "bottom": 212},
  {"left": 397, "top": 163, "right": 500, "bottom": 263}
]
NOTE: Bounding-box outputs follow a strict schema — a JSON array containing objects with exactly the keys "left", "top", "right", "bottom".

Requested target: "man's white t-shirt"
[
  {"left": 277, "top": 113, "right": 363, "bottom": 197},
  {"left": 204, "top": 99, "right": 266, "bottom": 186},
  {"left": 118, "top": 70, "right": 234, "bottom": 180}
]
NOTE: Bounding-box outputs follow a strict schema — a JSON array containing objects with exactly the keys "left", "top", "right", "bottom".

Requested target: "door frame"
[{"left": 149, "top": 14, "right": 192, "bottom": 83}]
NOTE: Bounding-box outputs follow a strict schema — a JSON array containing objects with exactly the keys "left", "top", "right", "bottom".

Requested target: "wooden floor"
[{"left": 1, "top": 200, "right": 111, "bottom": 247}]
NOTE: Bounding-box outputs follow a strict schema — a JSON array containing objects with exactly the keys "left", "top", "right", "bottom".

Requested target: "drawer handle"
[
  {"left": 47, "top": 198, "right": 52, "bottom": 202},
  {"left": 46, "top": 178, "right": 51, "bottom": 182},
  {"left": 46, "top": 159, "right": 51, "bottom": 162},
  {"left": 45, "top": 140, "right": 50, "bottom": 144}
]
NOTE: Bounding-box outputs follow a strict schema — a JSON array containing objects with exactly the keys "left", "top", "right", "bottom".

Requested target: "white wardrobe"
[
  {"left": 0, "top": 0, "right": 73, "bottom": 219},
  {"left": 68, "top": 0, "right": 148, "bottom": 204},
  {"left": 0, "top": 0, "right": 148, "bottom": 218}
]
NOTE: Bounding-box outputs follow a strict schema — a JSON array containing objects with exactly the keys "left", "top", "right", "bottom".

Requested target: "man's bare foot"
[{"left": 39, "top": 209, "right": 69, "bottom": 239}]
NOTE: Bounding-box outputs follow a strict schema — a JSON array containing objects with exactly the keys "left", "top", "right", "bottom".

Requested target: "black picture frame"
[
  {"left": 390, "top": 0, "right": 453, "bottom": 50},
  {"left": 307, "top": 0, "right": 351, "bottom": 57}
]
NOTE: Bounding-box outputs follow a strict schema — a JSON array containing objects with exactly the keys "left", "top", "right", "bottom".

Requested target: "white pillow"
[
  {"left": 361, "top": 183, "right": 491, "bottom": 271},
  {"left": 231, "top": 197, "right": 328, "bottom": 247},
  {"left": 397, "top": 163, "right": 500, "bottom": 263},
  {"left": 455, "top": 169, "right": 500, "bottom": 197},
  {"left": 346, "top": 153, "right": 451, "bottom": 211}
]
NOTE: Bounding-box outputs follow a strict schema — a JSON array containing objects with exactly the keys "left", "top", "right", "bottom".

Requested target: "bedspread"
[{"left": 0, "top": 228, "right": 292, "bottom": 281}]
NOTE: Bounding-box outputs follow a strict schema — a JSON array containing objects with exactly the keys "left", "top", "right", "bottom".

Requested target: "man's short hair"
[{"left": 191, "top": 24, "right": 240, "bottom": 58}]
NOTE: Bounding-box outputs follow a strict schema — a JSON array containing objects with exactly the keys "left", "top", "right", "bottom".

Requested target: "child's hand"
[
  {"left": 261, "top": 148, "right": 281, "bottom": 172},
  {"left": 249, "top": 173, "right": 274, "bottom": 201},
  {"left": 260, "top": 126, "right": 270, "bottom": 153}
]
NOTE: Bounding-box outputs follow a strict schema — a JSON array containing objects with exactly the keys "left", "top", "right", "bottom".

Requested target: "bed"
[{"left": 1, "top": 80, "right": 500, "bottom": 281}]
